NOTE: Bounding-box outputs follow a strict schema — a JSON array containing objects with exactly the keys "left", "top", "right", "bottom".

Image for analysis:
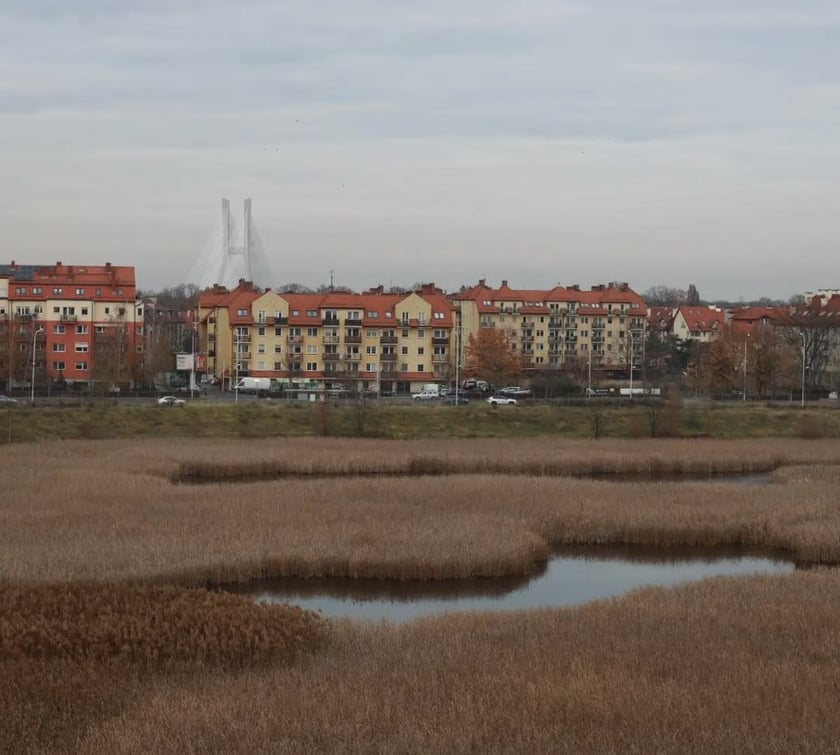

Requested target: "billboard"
[{"left": 176, "top": 353, "right": 194, "bottom": 370}]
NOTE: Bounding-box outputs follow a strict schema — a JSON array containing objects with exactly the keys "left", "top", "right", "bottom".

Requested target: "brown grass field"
[{"left": 3, "top": 437, "right": 840, "bottom": 752}]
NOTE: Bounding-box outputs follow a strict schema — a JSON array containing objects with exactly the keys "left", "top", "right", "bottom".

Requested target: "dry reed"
[
  {"left": 18, "top": 569, "right": 834, "bottom": 754},
  {"left": 3, "top": 438, "right": 840, "bottom": 588}
]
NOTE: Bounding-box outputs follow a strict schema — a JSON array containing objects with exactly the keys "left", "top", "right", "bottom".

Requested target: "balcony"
[
  {"left": 235, "top": 334, "right": 251, "bottom": 343},
  {"left": 432, "top": 355, "right": 449, "bottom": 364},
  {"left": 380, "top": 352, "right": 398, "bottom": 362},
  {"left": 344, "top": 317, "right": 363, "bottom": 326},
  {"left": 287, "top": 335, "right": 303, "bottom": 344},
  {"left": 380, "top": 335, "right": 398, "bottom": 345},
  {"left": 322, "top": 316, "right": 340, "bottom": 326},
  {"left": 323, "top": 335, "right": 340, "bottom": 345},
  {"left": 236, "top": 352, "right": 252, "bottom": 360},
  {"left": 323, "top": 353, "right": 340, "bottom": 362},
  {"left": 344, "top": 334, "right": 362, "bottom": 344},
  {"left": 344, "top": 352, "right": 361, "bottom": 361},
  {"left": 431, "top": 336, "right": 449, "bottom": 345}
]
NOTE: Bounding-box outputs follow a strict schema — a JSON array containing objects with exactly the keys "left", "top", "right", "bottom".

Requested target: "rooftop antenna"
[{"left": 329, "top": 269, "right": 335, "bottom": 290}]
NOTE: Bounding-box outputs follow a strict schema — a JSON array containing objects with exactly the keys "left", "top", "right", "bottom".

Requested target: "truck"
[{"left": 235, "top": 377, "right": 271, "bottom": 393}]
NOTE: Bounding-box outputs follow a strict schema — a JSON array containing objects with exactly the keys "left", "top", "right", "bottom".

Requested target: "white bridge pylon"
[{"left": 189, "top": 198, "right": 272, "bottom": 290}]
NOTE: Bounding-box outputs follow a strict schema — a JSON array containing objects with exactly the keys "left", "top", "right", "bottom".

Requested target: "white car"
[
  {"left": 412, "top": 391, "right": 440, "bottom": 400},
  {"left": 486, "top": 396, "right": 517, "bottom": 406},
  {"left": 157, "top": 395, "right": 186, "bottom": 406}
]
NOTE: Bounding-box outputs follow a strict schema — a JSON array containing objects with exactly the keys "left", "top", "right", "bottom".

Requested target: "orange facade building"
[{"left": 0, "top": 261, "right": 143, "bottom": 391}]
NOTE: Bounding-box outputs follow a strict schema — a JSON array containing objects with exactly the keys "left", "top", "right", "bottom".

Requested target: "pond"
[{"left": 229, "top": 545, "right": 794, "bottom": 622}]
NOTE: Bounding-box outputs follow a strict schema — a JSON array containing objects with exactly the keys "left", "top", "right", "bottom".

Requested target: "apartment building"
[
  {"left": 198, "top": 281, "right": 455, "bottom": 393},
  {"left": 451, "top": 279, "right": 647, "bottom": 375},
  {"left": 671, "top": 306, "right": 725, "bottom": 342},
  {"left": 0, "top": 261, "right": 143, "bottom": 391}
]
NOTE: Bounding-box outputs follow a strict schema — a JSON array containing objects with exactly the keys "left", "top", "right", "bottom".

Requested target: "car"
[
  {"left": 486, "top": 396, "right": 517, "bottom": 406},
  {"left": 499, "top": 386, "right": 532, "bottom": 398},
  {"left": 412, "top": 390, "right": 440, "bottom": 400},
  {"left": 443, "top": 395, "right": 470, "bottom": 406},
  {"left": 0, "top": 395, "right": 19, "bottom": 405},
  {"left": 157, "top": 395, "right": 186, "bottom": 406}
]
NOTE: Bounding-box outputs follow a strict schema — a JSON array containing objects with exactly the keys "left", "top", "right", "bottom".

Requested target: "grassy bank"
[{"left": 1, "top": 399, "right": 840, "bottom": 443}]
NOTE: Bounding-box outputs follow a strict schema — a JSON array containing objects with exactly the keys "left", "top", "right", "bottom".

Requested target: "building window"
[
  {"left": 417, "top": 347, "right": 425, "bottom": 355},
  {"left": 274, "top": 327, "right": 282, "bottom": 337},
  {"left": 274, "top": 345, "right": 282, "bottom": 354},
  {"left": 307, "top": 327, "right": 318, "bottom": 337},
  {"left": 307, "top": 344, "right": 318, "bottom": 354},
  {"left": 53, "top": 288, "right": 63, "bottom": 295},
  {"left": 307, "top": 310, "right": 318, "bottom": 318},
  {"left": 366, "top": 329, "right": 378, "bottom": 337},
  {"left": 258, "top": 327, "right": 266, "bottom": 336},
  {"left": 274, "top": 362, "right": 284, "bottom": 371},
  {"left": 53, "top": 325, "right": 65, "bottom": 334},
  {"left": 291, "top": 309, "right": 300, "bottom": 316},
  {"left": 402, "top": 329, "right": 409, "bottom": 338},
  {"left": 81, "top": 307, "right": 89, "bottom": 316},
  {"left": 367, "top": 311, "right": 378, "bottom": 319},
  {"left": 75, "top": 288, "right": 85, "bottom": 296},
  {"left": 95, "top": 326, "right": 106, "bottom": 334},
  {"left": 53, "top": 361, "right": 65, "bottom": 371},
  {"left": 75, "top": 325, "right": 88, "bottom": 334},
  {"left": 417, "top": 329, "right": 425, "bottom": 338},
  {"left": 417, "top": 364, "right": 425, "bottom": 372},
  {"left": 32, "top": 287, "right": 42, "bottom": 295},
  {"left": 401, "top": 346, "right": 408, "bottom": 355},
  {"left": 52, "top": 343, "right": 66, "bottom": 353},
  {"left": 16, "top": 287, "right": 26, "bottom": 295},
  {"left": 366, "top": 345, "right": 377, "bottom": 355},
  {"left": 75, "top": 344, "right": 89, "bottom": 353},
  {"left": 104, "top": 307, "right": 110, "bottom": 315},
  {"left": 305, "top": 361, "right": 318, "bottom": 371},
  {"left": 237, "top": 309, "right": 248, "bottom": 316},
  {"left": 258, "top": 344, "right": 266, "bottom": 354},
  {"left": 75, "top": 361, "right": 88, "bottom": 371},
  {"left": 400, "top": 363, "right": 409, "bottom": 372}
]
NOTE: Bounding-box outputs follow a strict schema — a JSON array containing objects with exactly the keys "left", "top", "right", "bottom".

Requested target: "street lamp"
[
  {"left": 800, "top": 331, "right": 806, "bottom": 408},
  {"left": 743, "top": 334, "right": 749, "bottom": 402},
  {"left": 31, "top": 327, "right": 45, "bottom": 404},
  {"left": 455, "top": 313, "right": 461, "bottom": 405},
  {"left": 628, "top": 330, "right": 635, "bottom": 397},
  {"left": 587, "top": 346, "right": 592, "bottom": 398}
]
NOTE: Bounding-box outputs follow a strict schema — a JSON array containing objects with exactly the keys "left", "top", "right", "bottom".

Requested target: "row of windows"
[
  {"left": 13, "top": 287, "right": 125, "bottom": 297},
  {"left": 243, "top": 362, "right": 435, "bottom": 373},
  {"left": 50, "top": 361, "right": 88, "bottom": 371},
  {"left": 238, "top": 308, "right": 450, "bottom": 322},
  {"left": 238, "top": 326, "right": 449, "bottom": 339}
]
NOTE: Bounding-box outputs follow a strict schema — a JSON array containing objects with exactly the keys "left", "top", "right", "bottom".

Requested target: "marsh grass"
[
  {"left": 4, "top": 571, "right": 839, "bottom": 753},
  {"left": 5, "top": 437, "right": 840, "bottom": 752},
  {"left": 4, "top": 438, "right": 840, "bottom": 588},
  {"left": 0, "top": 584, "right": 326, "bottom": 667}
]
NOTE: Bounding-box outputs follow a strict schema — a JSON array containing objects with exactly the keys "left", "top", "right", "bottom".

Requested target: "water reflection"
[{"left": 231, "top": 545, "right": 793, "bottom": 622}]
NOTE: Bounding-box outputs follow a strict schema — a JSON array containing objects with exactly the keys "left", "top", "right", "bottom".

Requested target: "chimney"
[
  {"left": 501, "top": 280, "right": 508, "bottom": 287},
  {"left": 478, "top": 278, "right": 486, "bottom": 287}
]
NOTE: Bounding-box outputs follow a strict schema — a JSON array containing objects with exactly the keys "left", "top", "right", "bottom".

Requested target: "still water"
[{"left": 232, "top": 545, "right": 794, "bottom": 622}]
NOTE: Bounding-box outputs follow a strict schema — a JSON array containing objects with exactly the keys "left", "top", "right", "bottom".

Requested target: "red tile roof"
[{"left": 678, "top": 306, "right": 725, "bottom": 332}]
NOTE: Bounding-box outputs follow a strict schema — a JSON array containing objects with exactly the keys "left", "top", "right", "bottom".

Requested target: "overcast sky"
[{"left": 2, "top": 1, "right": 838, "bottom": 300}]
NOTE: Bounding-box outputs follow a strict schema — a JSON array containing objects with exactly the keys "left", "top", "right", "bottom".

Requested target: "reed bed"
[
  {"left": 3, "top": 437, "right": 840, "bottom": 587},
  {"left": 0, "top": 584, "right": 326, "bottom": 667},
  {"left": 3, "top": 569, "right": 835, "bottom": 753}
]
